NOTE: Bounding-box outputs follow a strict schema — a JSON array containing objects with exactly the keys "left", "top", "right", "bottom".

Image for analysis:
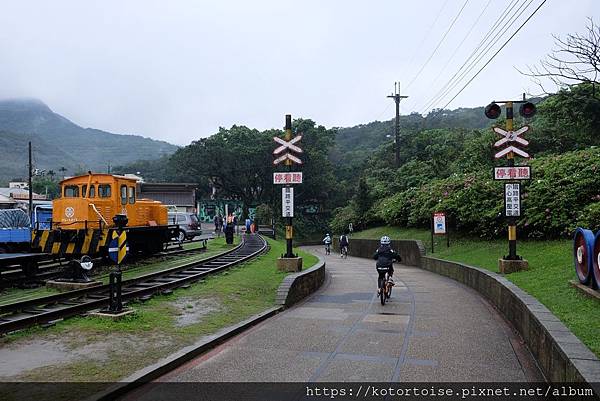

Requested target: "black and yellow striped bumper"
[{"left": 32, "top": 228, "right": 110, "bottom": 256}]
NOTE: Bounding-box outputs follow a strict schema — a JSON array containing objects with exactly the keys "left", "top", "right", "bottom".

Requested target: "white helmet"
[{"left": 380, "top": 236, "right": 391, "bottom": 245}]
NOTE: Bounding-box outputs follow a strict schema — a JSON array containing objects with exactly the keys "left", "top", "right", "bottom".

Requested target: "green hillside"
[{"left": 0, "top": 98, "right": 178, "bottom": 183}]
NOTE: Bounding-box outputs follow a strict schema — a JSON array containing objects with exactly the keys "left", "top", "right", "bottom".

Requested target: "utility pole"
[
  {"left": 387, "top": 82, "right": 408, "bottom": 167},
  {"left": 28, "top": 141, "right": 33, "bottom": 225}
]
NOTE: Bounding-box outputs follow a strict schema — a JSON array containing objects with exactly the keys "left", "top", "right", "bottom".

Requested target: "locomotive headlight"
[{"left": 80, "top": 255, "right": 93, "bottom": 270}]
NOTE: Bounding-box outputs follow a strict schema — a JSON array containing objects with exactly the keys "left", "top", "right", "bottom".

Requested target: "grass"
[
  {"left": 1, "top": 236, "right": 318, "bottom": 392},
  {"left": 354, "top": 226, "right": 600, "bottom": 357}
]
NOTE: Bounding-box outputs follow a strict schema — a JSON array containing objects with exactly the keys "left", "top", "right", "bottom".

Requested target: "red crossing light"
[
  {"left": 484, "top": 103, "right": 501, "bottom": 119},
  {"left": 519, "top": 102, "right": 536, "bottom": 119}
]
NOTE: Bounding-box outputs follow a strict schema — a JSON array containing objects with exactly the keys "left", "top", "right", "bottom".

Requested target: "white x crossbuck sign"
[
  {"left": 494, "top": 146, "right": 530, "bottom": 159},
  {"left": 493, "top": 126, "right": 529, "bottom": 147},
  {"left": 273, "top": 153, "right": 303, "bottom": 165},
  {"left": 273, "top": 135, "right": 303, "bottom": 155}
]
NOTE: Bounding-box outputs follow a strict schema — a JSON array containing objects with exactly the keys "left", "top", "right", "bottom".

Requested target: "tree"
[
  {"left": 169, "top": 125, "right": 273, "bottom": 218},
  {"left": 47, "top": 170, "right": 56, "bottom": 181},
  {"left": 58, "top": 166, "right": 67, "bottom": 179},
  {"left": 520, "top": 18, "right": 600, "bottom": 98}
]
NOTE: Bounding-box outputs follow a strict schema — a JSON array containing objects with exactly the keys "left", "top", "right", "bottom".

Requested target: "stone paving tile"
[
  {"left": 316, "top": 358, "right": 396, "bottom": 382},
  {"left": 337, "top": 330, "right": 405, "bottom": 358},
  {"left": 159, "top": 246, "right": 540, "bottom": 384}
]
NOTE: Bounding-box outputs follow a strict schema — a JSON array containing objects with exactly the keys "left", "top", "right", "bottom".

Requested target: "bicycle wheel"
[{"left": 380, "top": 281, "right": 386, "bottom": 305}]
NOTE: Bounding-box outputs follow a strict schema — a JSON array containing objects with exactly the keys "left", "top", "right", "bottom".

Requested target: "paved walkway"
[{"left": 140, "top": 246, "right": 542, "bottom": 384}]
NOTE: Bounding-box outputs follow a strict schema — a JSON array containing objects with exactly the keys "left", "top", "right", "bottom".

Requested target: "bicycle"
[
  {"left": 340, "top": 245, "right": 348, "bottom": 258},
  {"left": 378, "top": 270, "right": 393, "bottom": 305}
]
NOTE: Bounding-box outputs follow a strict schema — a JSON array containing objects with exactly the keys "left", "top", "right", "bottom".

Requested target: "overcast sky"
[{"left": 0, "top": 0, "right": 597, "bottom": 145}]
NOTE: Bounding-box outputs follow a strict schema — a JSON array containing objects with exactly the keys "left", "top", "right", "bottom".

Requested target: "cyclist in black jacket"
[{"left": 373, "top": 236, "right": 401, "bottom": 294}]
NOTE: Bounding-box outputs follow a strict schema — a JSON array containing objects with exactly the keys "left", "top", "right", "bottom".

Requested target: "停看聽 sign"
[{"left": 273, "top": 172, "right": 302, "bottom": 184}]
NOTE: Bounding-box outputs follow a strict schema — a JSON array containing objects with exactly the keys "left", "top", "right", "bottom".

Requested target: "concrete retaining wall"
[
  {"left": 340, "top": 237, "right": 600, "bottom": 384},
  {"left": 276, "top": 256, "right": 326, "bottom": 307},
  {"left": 333, "top": 237, "right": 425, "bottom": 267}
]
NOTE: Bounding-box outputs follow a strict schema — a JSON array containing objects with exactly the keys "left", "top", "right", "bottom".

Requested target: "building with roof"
[
  {"left": 0, "top": 185, "right": 48, "bottom": 210},
  {"left": 137, "top": 182, "right": 198, "bottom": 213}
]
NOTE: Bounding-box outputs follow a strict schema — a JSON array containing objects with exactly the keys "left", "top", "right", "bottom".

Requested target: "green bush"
[{"left": 346, "top": 148, "right": 600, "bottom": 239}]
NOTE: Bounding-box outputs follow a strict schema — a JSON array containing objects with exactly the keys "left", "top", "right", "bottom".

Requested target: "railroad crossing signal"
[
  {"left": 519, "top": 102, "right": 536, "bottom": 118},
  {"left": 108, "top": 230, "right": 128, "bottom": 264},
  {"left": 484, "top": 103, "right": 502, "bottom": 119}
]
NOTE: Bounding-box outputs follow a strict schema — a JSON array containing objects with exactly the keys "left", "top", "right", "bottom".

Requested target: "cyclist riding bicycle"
[
  {"left": 323, "top": 233, "right": 332, "bottom": 255},
  {"left": 373, "top": 236, "right": 401, "bottom": 295},
  {"left": 339, "top": 232, "right": 349, "bottom": 257}
]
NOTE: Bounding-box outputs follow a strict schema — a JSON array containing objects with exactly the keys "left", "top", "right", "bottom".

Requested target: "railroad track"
[
  {"left": 0, "top": 234, "right": 267, "bottom": 335},
  {"left": 0, "top": 238, "right": 211, "bottom": 287}
]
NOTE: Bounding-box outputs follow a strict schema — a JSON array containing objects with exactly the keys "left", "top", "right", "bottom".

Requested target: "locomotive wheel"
[{"left": 574, "top": 228, "right": 594, "bottom": 286}]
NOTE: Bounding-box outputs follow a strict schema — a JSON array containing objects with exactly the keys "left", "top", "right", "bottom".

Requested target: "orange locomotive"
[{"left": 32, "top": 173, "right": 178, "bottom": 258}]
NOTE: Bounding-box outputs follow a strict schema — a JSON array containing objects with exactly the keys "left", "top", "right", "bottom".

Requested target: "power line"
[
  {"left": 421, "top": 0, "right": 535, "bottom": 113},
  {"left": 431, "top": 0, "right": 537, "bottom": 111},
  {"left": 440, "top": 0, "right": 548, "bottom": 110},
  {"left": 405, "top": 0, "right": 471, "bottom": 90},
  {"left": 409, "top": 0, "right": 491, "bottom": 111},
  {"left": 419, "top": 0, "right": 524, "bottom": 113},
  {"left": 403, "top": 0, "right": 450, "bottom": 76}
]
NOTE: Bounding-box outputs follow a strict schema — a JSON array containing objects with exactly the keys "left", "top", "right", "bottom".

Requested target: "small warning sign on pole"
[
  {"left": 505, "top": 183, "right": 521, "bottom": 217},
  {"left": 433, "top": 212, "right": 446, "bottom": 235},
  {"left": 108, "top": 230, "right": 128, "bottom": 264},
  {"left": 282, "top": 187, "right": 294, "bottom": 217}
]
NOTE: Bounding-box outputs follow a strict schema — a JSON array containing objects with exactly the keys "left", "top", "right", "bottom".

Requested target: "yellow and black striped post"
[
  {"left": 505, "top": 102, "right": 519, "bottom": 260},
  {"left": 284, "top": 114, "right": 295, "bottom": 258},
  {"left": 109, "top": 214, "right": 128, "bottom": 312},
  {"left": 112, "top": 230, "right": 128, "bottom": 266}
]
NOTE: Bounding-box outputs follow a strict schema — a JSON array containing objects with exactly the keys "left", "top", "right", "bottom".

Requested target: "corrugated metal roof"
[{"left": 139, "top": 191, "right": 194, "bottom": 207}]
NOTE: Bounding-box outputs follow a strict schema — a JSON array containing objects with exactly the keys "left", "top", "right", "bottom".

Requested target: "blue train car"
[{"left": 0, "top": 209, "right": 31, "bottom": 253}]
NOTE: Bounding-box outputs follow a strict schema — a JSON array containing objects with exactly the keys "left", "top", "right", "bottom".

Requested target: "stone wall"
[
  {"left": 337, "top": 237, "right": 600, "bottom": 384},
  {"left": 276, "top": 257, "right": 326, "bottom": 307}
]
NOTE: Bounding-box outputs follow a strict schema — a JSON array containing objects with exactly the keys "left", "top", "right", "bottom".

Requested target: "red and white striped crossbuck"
[
  {"left": 493, "top": 126, "right": 529, "bottom": 147},
  {"left": 273, "top": 153, "right": 303, "bottom": 165},
  {"left": 273, "top": 135, "right": 303, "bottom": 155},
  {"left": 494, "top": 125, "right": 530, "bottom": 159}
]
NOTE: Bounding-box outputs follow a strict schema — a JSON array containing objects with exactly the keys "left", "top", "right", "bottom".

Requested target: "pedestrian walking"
[
  {"left": 214, "top": 214, "right": 220, "bottom": 236},
  {"left": 245, "top": 217, "right": 251, "bottom": 234},
  {"left": 225, "top": 213, "right": 235, "bottom": 244},
  {"left": 218, "top": 214, "right": 224, "bottom": 235}
]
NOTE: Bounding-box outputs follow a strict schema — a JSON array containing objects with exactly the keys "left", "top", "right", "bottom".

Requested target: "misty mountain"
[{"left": 0, "top": 98, "right": 178, "bottom": 183}]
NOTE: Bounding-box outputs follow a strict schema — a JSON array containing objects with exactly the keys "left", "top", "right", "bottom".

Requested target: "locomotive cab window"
[
  {"left": 128, "top": 186, "right": 135, "bottom": 204},
  {"left": 120, "top": 185, "right": 127, "bottom": 205},
  {"left": 81, "top": 185, "right": 96, "bottom": 198},
  {"left": 64, "top": 185, "right": 79, "bottom": 197},
  {"left": 98, "top": 184, "right": 111, "bottom": 198}
]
